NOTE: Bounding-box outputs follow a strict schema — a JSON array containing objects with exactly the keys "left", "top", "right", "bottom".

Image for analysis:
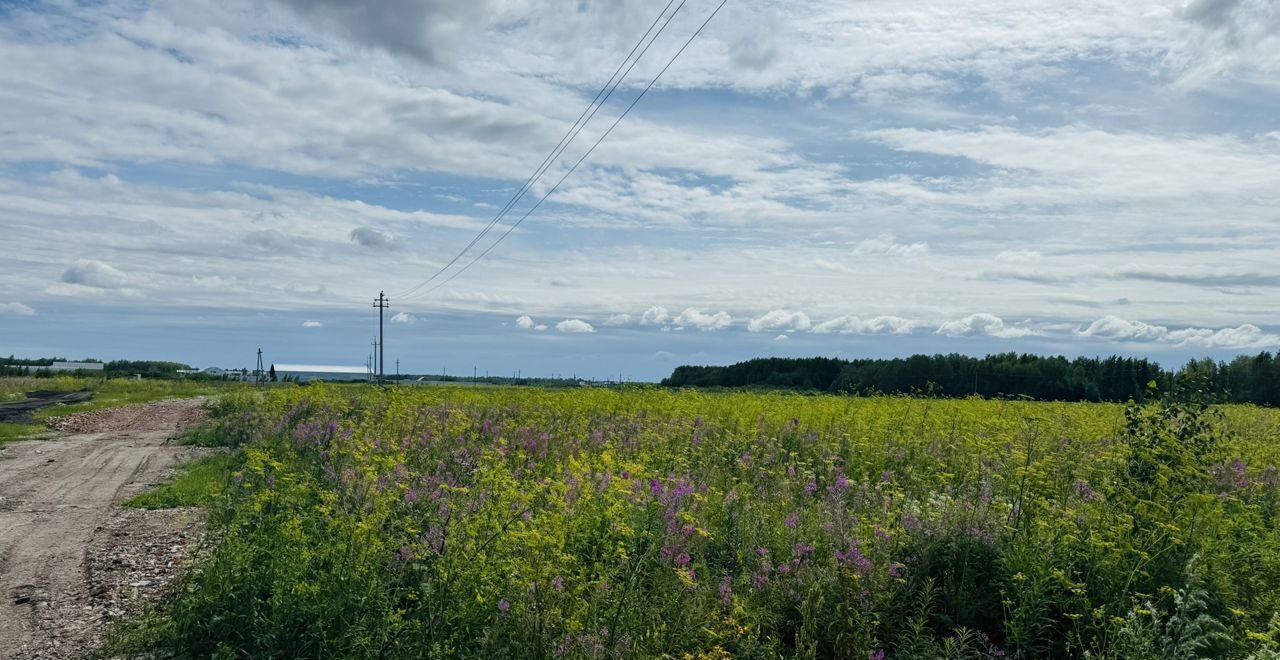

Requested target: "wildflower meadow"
[{"left": 123, "top": 384, "right": 1280, "bottom": 658}]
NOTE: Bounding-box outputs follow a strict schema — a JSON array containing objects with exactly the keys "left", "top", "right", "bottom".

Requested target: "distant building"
[
  {"left": 271, "top": 364, "right": 369, "bottom": 383},
  {"left": 202, "top": 367, "right": 227, "bottom": 376}
]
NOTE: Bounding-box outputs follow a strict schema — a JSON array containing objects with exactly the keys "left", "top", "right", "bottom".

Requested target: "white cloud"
[
  {"left": 350, "top": 226, "right": 399, "bottom": 250},
  {"left": 748, "top": 310, "right": 812, "bottom": 333},
  {"left": 853, "top": 234, "right": 929, "bottom": 257},
  {"left": 302, "top": 320, "right": 323, "bottom": 328},
  {"left": 1167, "top": 324, "right": 1277, "bottom": 348},
  {"left": 0, "top": 302, "right": 35, "bottom": 316},
  {"left": 1077, "top": 315, "right": 1168, "bottom": 341},
  {"left": 391, "top": 311, "right": 416, "bottom": 324},
  {"left": 812, "top": 315, "right": 923, "bottom": 335},
  {"left": 515, "top": 315, "right": 536, "bottom": 329},
  {"left": 995, "top": 249, "right": 1043, "bottom": 264},
  {"left": 555, "top": 319, "right": 595, "bottom": 333},
  {"left": 1078, "top": 315, "right": 1280, "bottom": 348},
  {"left": 60, "top": 260, "right": 128, "bottom": 289},
  {"left": 672, "top": 308, "right": 733, "bottom": 332},
  {"left": 774, "top": 334, "right": 789, "bottom": 342},
  {"left": 640, "top": 306, "right": 670, "bottom": 326},
  {"left": 937, "top": 313, "right": 1038, "bottom": 338},
  {"left": 602, "top": 313, "right": 633, "bottom": 326}
]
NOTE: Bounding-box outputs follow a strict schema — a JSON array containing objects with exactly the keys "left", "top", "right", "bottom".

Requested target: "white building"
[{"left": 271, "top": 364, "right": 369, "bottom": 383}]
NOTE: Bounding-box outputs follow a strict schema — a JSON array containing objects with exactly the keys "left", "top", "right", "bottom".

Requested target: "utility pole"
[
  {"left": 396, "top": 359, "right": 400, "bottom": 379},
  {"left": 373, "top": 291, "right": 389, "bottom": 386},
  {"left": 256, "top": 348, "right": 264, "bottom": 387}
]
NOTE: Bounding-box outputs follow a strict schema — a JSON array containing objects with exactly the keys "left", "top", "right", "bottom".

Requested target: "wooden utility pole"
[{"left": 373, "top": 291, "right": 389, "bottom": 385}]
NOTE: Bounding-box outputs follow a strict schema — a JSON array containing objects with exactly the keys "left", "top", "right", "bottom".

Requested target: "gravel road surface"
[{"left": 0, "top": 398, "right": 210, "bottom": 659}]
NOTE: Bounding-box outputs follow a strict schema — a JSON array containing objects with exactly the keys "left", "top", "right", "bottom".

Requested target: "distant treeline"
[
  {"left": 1, "top": 356, "right": 192, "bottom": 379},
  {"left": 662, "top": 352, "right": 1280, "bottom": 405}
]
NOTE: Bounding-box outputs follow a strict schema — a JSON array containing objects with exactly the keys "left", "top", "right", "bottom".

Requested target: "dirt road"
[{"left": 0, "top": 398, "right": 209, "bottom": 659}]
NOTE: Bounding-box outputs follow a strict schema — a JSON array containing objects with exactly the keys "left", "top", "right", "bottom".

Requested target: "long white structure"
[{"left": 271, "top": 364, "right": 369, "bottom": 383}]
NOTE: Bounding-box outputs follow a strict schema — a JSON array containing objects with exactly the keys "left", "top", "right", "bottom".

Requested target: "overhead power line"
[
  {"left": 411, "top": 0, "right": 730, "bottom": 298},
  {"left": 395, "top": 0, "right": 684, "bottom": 300}
]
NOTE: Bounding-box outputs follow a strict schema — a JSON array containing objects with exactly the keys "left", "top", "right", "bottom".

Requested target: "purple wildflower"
[
  {"left": 718, "top": 576, "right": 733, "bottom": 605},
  {"left": 1072, "top": 479, "right": 1098, "bottom": 502},
  {"left": 551, "top": 575, "right": 564, "bottom": 592},
  {"left": 785, "top": 512, "right": 799, "bottom": 529},
  {"left": 497, "top": 598, "right": 510, "bottom": 613},
  {"left": 835, "top": 541, "right": 873, "bottom": 573},
  {"left": 395, "top": 545, "right": 413, "bottom": 563},
  {"left": 869, "top": 649, "right": 886, "bottom": 660},
  {"left": 404, "top": 489, "right": 419, "bottom": 504},
  {"left": 804, "top": 479, "right": 818, "bottom": 495}
]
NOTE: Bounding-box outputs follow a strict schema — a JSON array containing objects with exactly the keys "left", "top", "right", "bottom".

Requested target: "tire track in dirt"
[{"left": 0, "top": 398, "right": 210, "bottom": 659}]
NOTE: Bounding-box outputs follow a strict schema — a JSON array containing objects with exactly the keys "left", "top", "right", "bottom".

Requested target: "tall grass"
[{"left": 118, "top": 385, "right": 1280, "bottom": 658}]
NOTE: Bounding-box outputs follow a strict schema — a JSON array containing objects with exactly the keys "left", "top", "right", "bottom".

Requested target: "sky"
[{"left": 1, "top": 0, "right": 1278, "bottom": 381}]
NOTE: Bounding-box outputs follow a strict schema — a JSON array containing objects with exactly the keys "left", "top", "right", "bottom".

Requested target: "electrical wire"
[
  {"left": 410, "top": 0, "right": 730, "bottom": 299},
  {"left": 394, "top": 0, "right": 684, "bottom": 300}
]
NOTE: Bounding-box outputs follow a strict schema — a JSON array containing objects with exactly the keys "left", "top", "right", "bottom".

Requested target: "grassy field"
[
  {"left": 115, "top": 385, "right": 1280, "bottom": 658},
  {"left": 0, "top": 377, "right": 238, "bottom": 447}
]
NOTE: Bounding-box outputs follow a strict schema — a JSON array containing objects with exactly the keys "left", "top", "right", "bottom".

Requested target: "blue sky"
[{"left": 1, "top": 0, "right": 1279, "bottom": 381}]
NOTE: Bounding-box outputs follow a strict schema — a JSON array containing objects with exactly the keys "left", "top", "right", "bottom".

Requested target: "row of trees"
[
  {"left": 662, "top": 351, "right": 1280, "bottom": 405},
  {"left": 0, "top": 356, "right": 193, "bottom": 379}
]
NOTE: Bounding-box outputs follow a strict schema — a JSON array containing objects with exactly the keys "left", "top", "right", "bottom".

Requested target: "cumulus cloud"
[
  {"left": 391, "top": 311, "right": 416, "bottom": 324},
  {"left": 640, "top": 306, "right": 670, "bottom": 326},
  {"left": 812, "top": 315, "right": 923, "bottom": 335},
  {"left": 774, "top": 334, "right": 789, "bottom": 342},
  {"left": 1078, "top": 315, "right": 1280, "bottom": 348},
  {"left": 937, "top": 313, "right": 1038, "bottom": 338},
  {"left": 515, "top": 315, "right": 536, "bottom": 329},
  {"left": 0, "top": 302, "right": 36, "bottom": 316},
  {"left": 1077, "top": 315, "right": 1168, "bottom": 341},
  {"left": 350, "top": 226, "right": 399, "bottom": 249},
  {"left": 1167, "top": 324, "right": 1277, "bottom": 348},
  {"left": 995, "top": 249, "right": 1043, "bottom": 264},
  {"left": 302, "top": 320, "right": 323, "bottom": 328},
  {"left": 748, "top": 310, "right": 812, "bottom": 333},
  {"left": 60, "top": 260, "right": 128, "bottom": 289},
  {"left": 555, "top": 319, "right": 595, "bottom": 333},
  {"left": 274, "top": 0, "right": 507, "bottom": 65},
  {"left": 602, "top": 313, "right": 633, "bottom": 326},
  {"left": 672, "top": 308, "right": 732, "bottom": 332},
  {"left": 853, "top": 234, "right": 929, "bottom": 257}
]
